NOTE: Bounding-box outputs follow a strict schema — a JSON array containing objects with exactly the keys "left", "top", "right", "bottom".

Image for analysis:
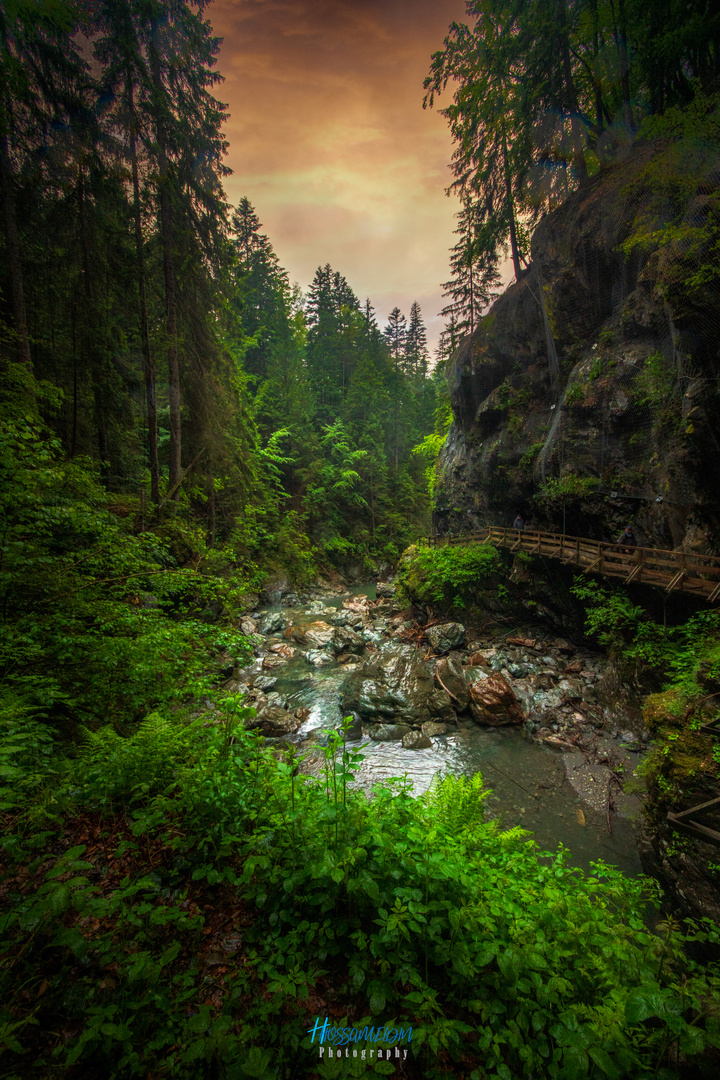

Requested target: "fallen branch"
[{"left": 435, "top": 669, "right": 459, "bottom": 702}]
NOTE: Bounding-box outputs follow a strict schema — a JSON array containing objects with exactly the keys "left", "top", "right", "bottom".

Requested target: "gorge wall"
[{"left": 435, "top": 133, "right": 720, "bottom": 553}]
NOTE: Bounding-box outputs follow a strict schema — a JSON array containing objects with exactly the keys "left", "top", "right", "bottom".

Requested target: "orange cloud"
[{"left": 211, "top": 0, "right": 470, "bottom": 351}]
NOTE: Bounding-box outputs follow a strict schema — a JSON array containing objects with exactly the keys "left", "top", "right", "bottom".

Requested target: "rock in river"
[
  {"left": 402, "top": 730, "right": 432, "bottom": 750},
  {"left": 247, "top": 705, "right": 301, "bottom": 737},
  {"left": 434, "top": 656, "right": 470, "bottom": 711},
  {"left": 426, "top": 622, "right": 465, "bottom": 654},
  {"left": 342, "top": 648, "right": 434, "bottom": 725},
  {"left": 468, "top": 674, "right": 524, "bottom": 726}
]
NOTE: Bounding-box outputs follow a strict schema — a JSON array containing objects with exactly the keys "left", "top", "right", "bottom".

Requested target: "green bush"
[
  {"left": 3, "top": 718, "right": 720, "bottom": 1078},
  {"left": 397, "top": 542, "right": 501, "bottom": 609}
]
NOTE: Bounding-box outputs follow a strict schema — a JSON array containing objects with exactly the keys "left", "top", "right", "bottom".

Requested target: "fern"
[{"left": 422, "top": 772, "right": 490, "bottom": 835}]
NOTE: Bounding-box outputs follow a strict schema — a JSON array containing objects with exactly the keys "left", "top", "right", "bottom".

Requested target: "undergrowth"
[
  {"left": 2, "top": 713, "right": 720, "bottom": 1078},
  {"left": 396, "top": 542, "right": 501, "bottom": 610}
]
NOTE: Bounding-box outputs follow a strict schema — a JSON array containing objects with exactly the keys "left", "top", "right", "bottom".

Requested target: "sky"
[{"left": 211, "top": 0, "right": 471, "bottom": 354}]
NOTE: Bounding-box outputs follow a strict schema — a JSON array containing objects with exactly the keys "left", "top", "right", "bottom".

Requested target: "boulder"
[
  {"left": 402, "top": 730, "right": 432, "bottom": 750},
  {"left": 426, "top": 622, "right": 465, "bottom": 654},
  {"left": 427, "top": 688, "right": 456, "bottom": 724},
  {"left": 239, "top": 616, "right": 257, "bottom": 635},
  {"left": 300, "top": 620, "right": 335, "bottom": 649},
  {"left": 257, "top": 612, "right": 285, "bottom": 635},
  {"left": 262, "top": 655, "right": 287, "bottom": 670},
  {"left": 468, "top": 674, "right": 524, "bottom": 726},
  {"left": 332, "top": 625, "right": 364, "bottom": 654},
  {"left": 248, "top": 705, "right": 301, "bottom": 737},
  {"left": 254, "top": 675, "right": 277, "bottom": 691},
  {"left": 343, "top": 595, "right": 371, "bottom": 614},
  {"left": 434, "top": 656, "right": 470, "bottom": 711},
  {"left": 376, "top": 582, "right": 396, "bottom": 598},
  {"left": 270, "top": 642, "right": 297, "bottom": 659},
  {"left": 369, "top": 723, "right": 411, "bottom": 742},
  {"left": 342, "top": 649, "right": 435, "bottom": 724},
  {"left": 421, "top": 721, "right": 448, "bottom": 737},
  {"left": 305, "top": 650, "right": 335, "bottom": 667}
]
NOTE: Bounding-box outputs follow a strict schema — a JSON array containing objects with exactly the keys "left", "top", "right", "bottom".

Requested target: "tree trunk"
[
  {"left": 150, "top": 24, "right": 182, "bottom": 500},
  {"left": 0, "top": 131, "right": 32, "bottom": 371},
  {"left": 127, "top": 71, "right": 160, "bottom": 504},
  {"left": 557, "top": 0, "right": 589, "bottom": 184},
  {"left": 78, "top": 174, "right": 108, "bottom": 477},
  {"left": 501, "top": 124, "right": 522, "bottom": 280}
]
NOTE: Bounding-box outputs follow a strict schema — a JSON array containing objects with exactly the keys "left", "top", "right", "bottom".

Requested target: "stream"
[{"left": 234, "top": 584, "right": 647, "bottom": 877}]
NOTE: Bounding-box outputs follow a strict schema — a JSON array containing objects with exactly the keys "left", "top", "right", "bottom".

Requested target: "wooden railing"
[{"left": 430, "top": 526, "right": 720, "bottom": 603}]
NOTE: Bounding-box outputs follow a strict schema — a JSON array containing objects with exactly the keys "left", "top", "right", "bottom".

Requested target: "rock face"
[
  {"left": 342, "top": 649, "right": 435, "bottom": 725},
  {"left": 468, "top": 674, "right": 524, "bottom": 726},
  {"left": 434, "top": 140, "right": 720, "bottom": 551}
]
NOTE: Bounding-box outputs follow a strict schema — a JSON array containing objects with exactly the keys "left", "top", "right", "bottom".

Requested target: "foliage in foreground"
[{"left": 2, "top": 715, "right": 720, "bottom": 1079}]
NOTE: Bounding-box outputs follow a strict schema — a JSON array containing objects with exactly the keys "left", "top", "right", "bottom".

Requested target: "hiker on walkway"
[
  {"left": 512, "top": 514, "right": 525, "bottom": 530},
  {"left": 617, "top": 525, "right": 637, "bottom": 552}
]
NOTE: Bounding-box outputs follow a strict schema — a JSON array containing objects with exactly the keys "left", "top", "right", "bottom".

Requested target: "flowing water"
[{"left": 248, "top": 585, "right": 645, "bottom": 877}]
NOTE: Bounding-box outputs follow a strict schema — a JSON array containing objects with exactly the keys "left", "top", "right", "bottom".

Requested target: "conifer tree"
[{"left": 405, "top": 302, "right": 429, "bottom": 376}]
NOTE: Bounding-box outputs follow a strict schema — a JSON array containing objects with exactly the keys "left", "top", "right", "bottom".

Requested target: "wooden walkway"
[{"left": 430, "top": 526, "right": 720, "bottom": 603}]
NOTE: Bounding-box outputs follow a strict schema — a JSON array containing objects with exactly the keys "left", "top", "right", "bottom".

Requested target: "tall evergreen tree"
[{"left": 405, "top": 301, "right": 429, "bottom": 376}]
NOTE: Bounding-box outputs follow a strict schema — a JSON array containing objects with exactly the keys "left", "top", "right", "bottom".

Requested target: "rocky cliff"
[{"left": 435, "top": 129, "right": 720, "bottom": 552}]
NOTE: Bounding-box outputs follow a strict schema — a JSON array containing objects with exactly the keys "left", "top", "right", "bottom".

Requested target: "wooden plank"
[
  {"left": 707, "top": 581, "right": 720, "bottom": 603},
  {"left": 670, "top": 795, "right": 720, "bottom": 821},
  {"left": 665, "top": 569, "right": 685, "bottom": 593},
  {"left": 667, "top": 814, "right": 720, "bottom": 847}
]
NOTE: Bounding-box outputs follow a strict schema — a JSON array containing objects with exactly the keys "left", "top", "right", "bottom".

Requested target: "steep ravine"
[
  {"left": 434, "top": 137, "right": 720, "bottom": 551},
  {"left": 430, "top": 130, "right": 720, "bottom": 925}
]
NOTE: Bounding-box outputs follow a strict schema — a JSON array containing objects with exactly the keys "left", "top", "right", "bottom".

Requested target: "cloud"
[{"left": 212, "top": 0, "right": 470, "bottom": 350}]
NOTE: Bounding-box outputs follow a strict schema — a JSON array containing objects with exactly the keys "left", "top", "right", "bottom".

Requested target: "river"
[{"left": 239, "top": 584, "right": 646, "bottom": 878}]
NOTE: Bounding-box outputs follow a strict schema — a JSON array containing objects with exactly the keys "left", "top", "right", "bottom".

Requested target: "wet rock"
[
  {"left": 402, "top": 730, "right": 432, "bottom": 750},
  {"left": 333, "top": 626, "right": 364, "bottom": 654},
  {"left": 270, "top": 642, "right": 297, "bottom": 659},
  {"left": 254, "top": 675, "right": 277, "bottom": 692},
  {"left": 427, "top": 688, "right": 456, "bottom": 724},
  {"left": 292, "top": 620, "right": 335, "bottom": 649},
  {"left": 369, "top": 723, "right": 411, "bottom": 742},
  {"left": 342, "top": 649, "right": 435, "bottom": 724},
  {"left": 328, "top": 612, "right": 354, "bottom": 627},
  {"left": 435, "top": 656, "right": 470, "bottom": 711},
  {"left": 372, "top": 599, "right": 396, "bottom": 617},
  {"left": 426, "top": 622, "right": 465, "bottom": 654},
  {"left": 247, "top": 705, "right": 301, "bottom": 736},
  {"left": 266, "top": 691, "right": 286, "bottom": 708},
  {"left": 468, "top": 674, "right": 524, "bottom": 726},
  {"left": 467, "top": 651, "right": 492, "bottom": 667},
  {"left": 343, "top": 595, "right": 371, "bottom": 614},
  {"left": 422, "top": 721, "right": 448, "bottom": 737},
  {"left": 262, "top": 655, "right": 287, "bottom": 670},
  {"left": 257, "top": 612, "right": 285, "bottom": 635},
  {"left": 239, "top": 616, "right": 257, "bottom": 635},
  {"left": 376, "top": 581, "right": 395, "bottom": 598},
  {"left": 305, "top": 650, "right": 335, "bottom": 667},
  {"left": 506, "top": 636, "right": 537, "bottom": 649}
]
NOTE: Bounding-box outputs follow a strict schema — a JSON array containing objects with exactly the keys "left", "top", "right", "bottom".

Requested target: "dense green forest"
[{"left": 2, "top": 0, "right": 720, "bottom": 1077}]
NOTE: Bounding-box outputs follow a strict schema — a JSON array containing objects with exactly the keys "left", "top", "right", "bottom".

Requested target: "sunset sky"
[{"left": 211, "top": 0, "right": 471, "bottom": 353}]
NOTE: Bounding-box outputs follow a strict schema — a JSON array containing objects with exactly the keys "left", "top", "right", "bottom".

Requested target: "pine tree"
[
  {"left": 383, "top": 307, "right": 407, "bottom": 368},
  {"left": 440, "top": 199, "right": 501, "bottom": 337},
  {"left": 405, "top": 301, "right": 429, "bottom": 376}
]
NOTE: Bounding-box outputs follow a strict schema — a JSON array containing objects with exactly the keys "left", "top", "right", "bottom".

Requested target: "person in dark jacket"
[
  {"left": 617, "top": 525, "right": 636, "bottom": 551},
  {"left": 512, "top": 514, "right": 524, "bottom": 530}
]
